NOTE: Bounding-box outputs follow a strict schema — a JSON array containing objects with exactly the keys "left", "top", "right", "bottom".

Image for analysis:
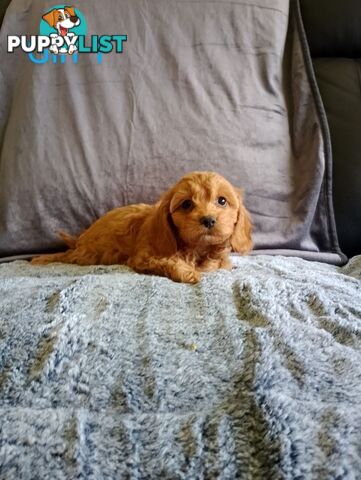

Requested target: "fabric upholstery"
[
  {"left": 300, "top": 0, "right": 361, "bottom": 58},
  {"left": 300, "top": 0, "right": 361, "bottom": 256}
]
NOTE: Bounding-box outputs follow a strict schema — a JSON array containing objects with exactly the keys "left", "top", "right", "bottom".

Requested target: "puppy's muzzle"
[{"left": 200, "top": 216, "right": 216, "bottom": 229}]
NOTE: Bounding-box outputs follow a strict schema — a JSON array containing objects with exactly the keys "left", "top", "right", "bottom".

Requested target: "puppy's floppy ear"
[
  {"left": 230, "top": 188, "right": 253, "bottom": 254},
  {"left": 65, "top": 6, "right": 76, "bottom": 17},
  {"left": 149, "top": 191, "right": 178, "bottom": 257},
  {"left": 42, "top": 9, "right": 57, "bottom": 27}
]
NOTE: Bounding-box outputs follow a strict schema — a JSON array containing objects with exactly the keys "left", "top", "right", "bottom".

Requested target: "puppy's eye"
[
  {"left": 217, "top": 196, "right": 227, "bottom": 206},
  {"left": 58, "top": 15, "right": 62, "bottom": 20},
  {"left": 181, "top": 200, "right": 193, "bottom": 210},
  {"left": 65, "top": 13, "right": 70, "bottom": 18}
]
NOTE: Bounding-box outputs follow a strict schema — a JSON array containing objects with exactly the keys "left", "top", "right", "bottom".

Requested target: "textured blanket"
[{"left": 1, "top": 255, "right": 361, "bottom": 478}]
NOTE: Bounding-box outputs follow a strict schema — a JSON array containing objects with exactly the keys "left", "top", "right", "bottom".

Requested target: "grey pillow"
[{"left": 0, "top": 0, "right": 345, "bottom": 264}]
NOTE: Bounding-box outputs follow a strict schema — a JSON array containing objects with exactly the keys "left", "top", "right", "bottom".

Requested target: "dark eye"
[
  {"left": 217, "top": 196, "right": 227, "bottom": 206},
  {"left": 181, "top": 200, "right": 193, "bottom": 210}
]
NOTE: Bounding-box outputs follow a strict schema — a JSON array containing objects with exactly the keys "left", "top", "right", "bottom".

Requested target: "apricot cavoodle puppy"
[{"left": 31, "top": 171, "right": 253, "bottom": 283}]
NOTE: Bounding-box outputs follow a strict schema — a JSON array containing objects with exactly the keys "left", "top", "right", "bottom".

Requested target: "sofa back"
[{"left": 301, "top": 0, "right": 361, "bottom": 257}]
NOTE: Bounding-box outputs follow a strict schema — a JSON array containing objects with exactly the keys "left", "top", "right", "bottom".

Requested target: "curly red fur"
[{"left": 31, "top": 171, "right": 253, "bottom": 283}]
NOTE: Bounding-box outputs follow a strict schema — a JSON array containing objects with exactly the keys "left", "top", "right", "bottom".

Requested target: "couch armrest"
[
  {"left": 0, "top": 0, "right": 12, "bottom": 28},
  {"left": 300, "top": 0, "right": 361, "bottom": 57},
  {"left": 300, "top": 0, "right": 361, "bottom": 257}
]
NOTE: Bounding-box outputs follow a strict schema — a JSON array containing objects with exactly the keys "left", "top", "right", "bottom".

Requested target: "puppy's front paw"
[
  {"left": 171, "top": 268, "right": 200, "bottom": 284},
  {"left": 219, "top": 257, "right": 232, "bottom": 270},
  {"left": 183, "top": 269, "right": 201, "bottom": 284}
]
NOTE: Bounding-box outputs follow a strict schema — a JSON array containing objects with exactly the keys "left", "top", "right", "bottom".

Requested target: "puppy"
[
  {"left": 42, "top": 7, "right": 80, "bottom": 55},
  {"left": 31, "top": 172, "right": 253, "bottom": 283}
]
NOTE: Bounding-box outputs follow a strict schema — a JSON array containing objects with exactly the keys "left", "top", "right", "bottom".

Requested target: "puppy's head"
[
  {"left": 42, "top": 7, "right": 80, "bottom": 34},
  {"left": 151, "top": 171, "right": 253, "bottom": 255}
]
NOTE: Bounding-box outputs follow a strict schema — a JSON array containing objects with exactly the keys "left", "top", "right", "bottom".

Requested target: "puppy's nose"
[
  {"left": 200, "top": 216, "right": 216, "bottom": 229},
  {"left": 70, "top": 16, "right": 78, "bottom": 23}
]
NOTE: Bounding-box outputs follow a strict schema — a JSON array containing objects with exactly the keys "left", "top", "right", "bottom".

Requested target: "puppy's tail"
[
  {"left": 31, "top": 230, "right": 78, "bottom": 265},
  {"left": 58, "top": 230, "right": 77, "bottom": 249}
]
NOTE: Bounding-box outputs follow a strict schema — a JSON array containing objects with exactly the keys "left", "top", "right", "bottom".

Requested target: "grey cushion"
[{"left": 0, "top": 0, "right": 345, "bottom": 264}]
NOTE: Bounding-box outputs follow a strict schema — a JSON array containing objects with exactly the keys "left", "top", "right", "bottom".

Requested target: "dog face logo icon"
[
  {"left": 41, "top": 6, "right": 82, "bottom": 54},
  {"left": 7, "top": 5, "right": 127, "bottom": 62}
]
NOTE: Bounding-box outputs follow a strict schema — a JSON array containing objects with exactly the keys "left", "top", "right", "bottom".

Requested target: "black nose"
[
  {"left": 70, "top": 16, "right": 78, "bottom": 23},
  {"left": 200, "top": 216, "right": 216, "bottom": 229}
]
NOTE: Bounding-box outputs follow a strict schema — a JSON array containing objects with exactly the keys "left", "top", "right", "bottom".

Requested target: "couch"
[
  {"left": 301, "top": 0, "right": 361, "bottom": 258},
  {"left": 1, "top": 1, "right": 361, "bottom": 478}
]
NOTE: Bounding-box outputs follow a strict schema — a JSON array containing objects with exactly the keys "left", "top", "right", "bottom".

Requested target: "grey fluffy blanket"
[{"left": 1, "top": 255, "right": 361, "bottom": 478}]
